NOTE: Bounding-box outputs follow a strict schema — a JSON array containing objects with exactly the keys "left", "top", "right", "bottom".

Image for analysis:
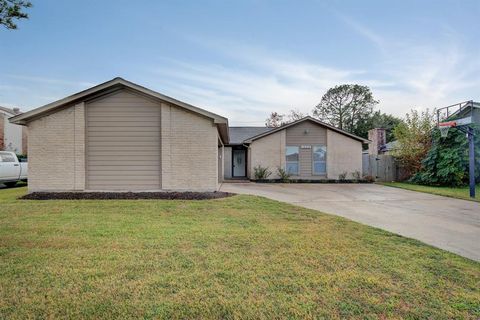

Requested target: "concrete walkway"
[{"left": 220, "top": 183, "right": 480, "bottom": 261}]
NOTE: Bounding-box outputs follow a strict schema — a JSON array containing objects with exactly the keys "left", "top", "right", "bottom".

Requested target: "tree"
[
  {"left": 287, "top": 108, "right": 306, "bottom": 122},
  {"left": 265, "top": 109, "right": 308, "bottom": 127},
  {"left": 354, "top": 111, "right": 403, "bottom": 142},
  {"left": 411, "top": 126, "right": 480, "bottom": 186},
  {"left": 265, "top": 112, "right": 285, "bottom": 128},
  {"left": 312, "top": 84, "right": 378, "bottom": 133},
  {"left": 392, "top": 109, "right": 435, "bottom": 177},
  {"left": 0, "top": 0, "right": 32, "bottom": 30}
]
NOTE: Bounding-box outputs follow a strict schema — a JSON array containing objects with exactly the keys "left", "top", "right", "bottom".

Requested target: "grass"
[
  {"left": 0, "top": 187, "right": 479, "bottom": 319},
  {"left": 380, "top": 182, "right": 480, "bottom": 202}
]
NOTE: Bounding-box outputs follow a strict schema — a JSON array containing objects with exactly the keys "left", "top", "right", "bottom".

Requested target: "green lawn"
[
  {"left": 0, "top": 187, "right": 479, "bottom": 319},
  {"left": 380, "top": 182, "right": 480, "bottom": 202}
]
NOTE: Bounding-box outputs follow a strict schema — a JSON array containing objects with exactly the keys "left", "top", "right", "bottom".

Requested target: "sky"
[{"left": 0, "top": 0, "right": 479, "bottom": 126}]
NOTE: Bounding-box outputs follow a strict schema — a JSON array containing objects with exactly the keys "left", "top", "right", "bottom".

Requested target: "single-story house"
[
  {"left": 0, "top": 106, "right": 28, "bottom": 154},
  {"left": 9, "top": 78, "right": 367, "bottom": 193},
  {"left": 225, "top": 117, "right": 366, "bottom": 180},
  {"left": 9, "top": 77, "right": 228, "bottom": 192}
]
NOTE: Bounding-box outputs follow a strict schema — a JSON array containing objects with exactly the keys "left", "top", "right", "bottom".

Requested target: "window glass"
[
  {"left": 314, "top": 161, "right": 326, "bottom": 174},
  {"left": 285, "top": 146, "right": 299, "bottom": 175},
  {"left": 0, "top": 152, "right": 15, "bottom": 162},
  {"left": 286, "top": 146, "right": 299, "bottom": 162},
  {"left": 313, "top": 146, "right": 326, "bottom": 161},
  {"left": 286, "top": 163, "right": 298, "bottom": 175},
  {"left": 313, "top": 145, "right": 327, "bottom": 174}
]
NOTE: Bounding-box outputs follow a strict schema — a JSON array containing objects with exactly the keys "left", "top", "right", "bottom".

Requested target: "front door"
[{"left": 232, "top": 150, "right": 246, "bottom": 177}]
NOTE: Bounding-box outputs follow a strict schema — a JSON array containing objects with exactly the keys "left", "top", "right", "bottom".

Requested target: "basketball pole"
[{"left": 467, "top": 127, "right": 475, "bottom": 198}]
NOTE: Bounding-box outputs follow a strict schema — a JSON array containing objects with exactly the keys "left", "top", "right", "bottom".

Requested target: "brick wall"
[
  {"left": 161, "top": 103, "right": 219, "bottom": 191},
  {"left": 27, "top": 104, "right": 85, "bottom": 192},
  {"left": 249, "top": 130, "right": 286, "bottom": 179},
  {"left": 26, "top": 97, "right": 219, "bottom": 192},
  {"left": 327, "top": 129, "right": 362, "bottom": 179},
  {"left": 368, "top": 128, "right": 386, "bottom": 156}
]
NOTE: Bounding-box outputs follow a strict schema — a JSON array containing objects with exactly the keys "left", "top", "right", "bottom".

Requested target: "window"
[
  {"left": 313, "top": 145, "right": 326, "bottom": 174},
  {"left": 0, "top": 152, "right": 15, "bottom": 163},
  {"left": 286, "top": 146, "right": 299, "bottom": 175}
]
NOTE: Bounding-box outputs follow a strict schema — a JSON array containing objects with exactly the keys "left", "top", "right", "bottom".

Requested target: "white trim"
[
  {"left": 245, "top": 116, "right": 369, "bottom": 143},
  {"left": 9, "top": 77, "right": 228, "bottom": 125}
]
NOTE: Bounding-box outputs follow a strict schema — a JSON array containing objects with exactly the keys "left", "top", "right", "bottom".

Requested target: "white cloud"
[
  {"left": 5, "top": 18, "right": 479, "bottom": 126},
  {"left": 338, "top": 15, "right": 480, "bottom": 109},
  {"left": 146, "top": 18, "right": 479, "bottom": 125},
  {"left": 6, "top": 75, "right": 95, "bottom": 88},
  {"left": 337, "top": 14, "right": 388, "bottom": 53}
]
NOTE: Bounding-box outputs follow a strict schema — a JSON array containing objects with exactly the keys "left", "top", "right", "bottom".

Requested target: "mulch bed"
[{"left": 20, "top": 191, "right": 234, "bottom": 200}]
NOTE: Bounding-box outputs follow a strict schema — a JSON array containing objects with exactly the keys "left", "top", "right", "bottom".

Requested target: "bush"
[
  {"left": 362, "top": 175, "right": 375, "bottom": 183},
  {"left": 411, "top": 126, "right": 480, "bottom": 187},
  {"left": 254, "top": 165, "right": 272, "bottom": 180},
  {"left": 393, "top": 109, "right": 435, "bottom": 177},
  {"left": 338, "top": 171, "right": 348, "bottom": 181},
  {"left": 276, "top": 167, "right": 291, "bottom": 182},
  {"left": 16, "top": 154, "right": 28, "bottom": 162},
  {"left": 352, "top": 170, "right": 361, "bottom": 181}
]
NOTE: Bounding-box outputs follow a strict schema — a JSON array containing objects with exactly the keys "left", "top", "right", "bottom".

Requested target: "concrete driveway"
[{"left": 220, "top": 183, "right": 480, "bottom": 261}]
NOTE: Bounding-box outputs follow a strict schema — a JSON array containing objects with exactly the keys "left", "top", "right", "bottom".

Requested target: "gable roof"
[
  {"left": 381, "top": 140, "right": 399, "bottom": 152},
  {"left": 244, "top": 116, "right": 369, "bottom": 143},
  {"left": 228, "top": 126, "right": 274, "bottom": 145},
  {"left": 0, "top": 106, "right": 20, "bottom": 116},
  {"left": 8, "top": 77, "right": 229, "bottom": 142}
]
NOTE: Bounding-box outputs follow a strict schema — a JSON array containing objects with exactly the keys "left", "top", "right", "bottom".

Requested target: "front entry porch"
[{"left": 224, "top": 145, "right": 248, "bottom": 180}]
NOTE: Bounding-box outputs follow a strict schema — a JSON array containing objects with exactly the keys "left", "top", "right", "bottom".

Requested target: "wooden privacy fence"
[{"left": 362, "top": 154, "right": 406, "bottom": 182}]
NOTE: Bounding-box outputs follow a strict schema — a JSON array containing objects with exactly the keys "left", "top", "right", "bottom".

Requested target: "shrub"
[
  {"left": 393, "top": 109, "right": 435, "bottom": 177},
  {"left": 338, "top": 171, "right": 348, "bottom": 181},
  {"left": 254, "top": 165, "right": 272, "bottom": 180},
  {"left": 276, "top": 167, "right": 291, "bottom": 182},
  {"left": 411, "top": 126, "right": 480, "bottom": 186},
  {"left": 352, "top": 170, "right": 361, "bottom": 181},
  {"left": 362, "top": 175, "right": 375, "bottom": 183}
]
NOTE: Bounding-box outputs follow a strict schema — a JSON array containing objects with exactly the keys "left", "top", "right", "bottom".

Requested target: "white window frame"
[
  {"left": 312, "top": 145, "right": 327, "bottom": 175},
  {"left": 285, "top": 146, "right": 299, "bottom": 176}
]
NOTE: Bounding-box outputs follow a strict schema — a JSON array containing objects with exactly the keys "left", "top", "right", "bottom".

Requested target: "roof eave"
[
  {"left": 216, "top": 122, "right": 230, "bottom": 144},
  {"left": 244, "top": 116, "right": 369, "bottom": 143},
  {"left": 9, "top": 77, "right": 229, "bottom": 125}
]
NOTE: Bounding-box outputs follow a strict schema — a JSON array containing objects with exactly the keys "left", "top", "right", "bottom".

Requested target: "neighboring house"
[
  {"left": 364, "top": 128, "right": 403, "bottom": 182},
  {"left": 10, "top": 77, "right": 367, "bottom": 193},
  {"left": 0, "top": 106, "right": 27, "bottom": 154},
  {"left": 368, "top": 128, "right": 397, "bottom": 156},
  {"left": 381, "top": 140, "right": 399, "bottom": 155},
  {"left": 225, "top": 117, "right": 367, "bottom": 180},
  {"left": 444, "top": 101, "right": 480, "bottom": 124}
]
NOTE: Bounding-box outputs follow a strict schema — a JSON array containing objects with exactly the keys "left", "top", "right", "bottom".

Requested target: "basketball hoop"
[
  {"left": 438, "top": 121, "right": 456, "bottom": 138},
  {"left": 436, "top": 101, "right": 476, "bottom": 199}
]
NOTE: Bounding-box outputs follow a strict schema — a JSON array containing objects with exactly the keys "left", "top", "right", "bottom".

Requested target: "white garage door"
[{"left": 86, "top": 90, "right": 161, "bottom": 190}]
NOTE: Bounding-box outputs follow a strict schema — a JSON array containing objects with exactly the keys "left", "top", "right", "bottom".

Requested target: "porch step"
[{"left": 223, "top": 179, "right": 250, "bottom": 183}]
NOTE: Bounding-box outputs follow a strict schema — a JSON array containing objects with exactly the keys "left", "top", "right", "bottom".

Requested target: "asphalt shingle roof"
[{"left": 228, "top": 127, "right": 274, "bottom": 145}]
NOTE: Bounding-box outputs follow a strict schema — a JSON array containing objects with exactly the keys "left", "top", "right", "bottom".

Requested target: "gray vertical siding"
[
  {"left": 299, "top": 147, "right": 312, "bottom": 176},
  {"left": 286, "top": 120, "right": 327, "bottom": 179},
  {"left": 86, "top": 89, "right": 162, "bottom": 190},
  {"left": 286, "top": 121, "right": 327, "bottom": 145}
]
